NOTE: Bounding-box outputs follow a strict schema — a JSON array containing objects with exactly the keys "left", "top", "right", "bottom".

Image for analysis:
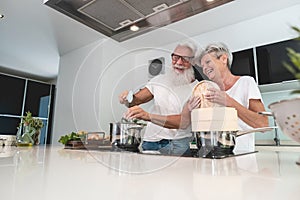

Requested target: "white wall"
[
  {"left": 193, "top": 4, "right": 300, "bottom": 51},
  {"left": 52, "top": 4, "right": 300, "bottom": 145},
  {"left": 52, "top": 38, "right": 174, "bottom": 144}
]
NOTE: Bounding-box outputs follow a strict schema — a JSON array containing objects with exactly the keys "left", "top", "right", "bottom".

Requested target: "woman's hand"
[
  {"left": 204, "top": 88, "right": 233, "bottom": 106},
  {"left": 124, "top": 106, "right": 150, "bottom": 121}
]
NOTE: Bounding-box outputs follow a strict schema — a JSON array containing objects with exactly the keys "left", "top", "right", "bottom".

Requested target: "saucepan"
[
  {"left": 194, "top": 127, "right": 276, "bottom": 158},
  {"left": 110, "top": 118, "right": 146, "bottom": 152}
]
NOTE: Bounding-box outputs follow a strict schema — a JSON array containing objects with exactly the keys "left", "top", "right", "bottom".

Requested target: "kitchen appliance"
[
  {"left": 110, "top": 119, "right": 146, "bottom": 152},
  {"left": 191, "top": 107, "right": 275, "bottom": 158},
  {"left": 191, "top": 107, "right": 237, "bottom": 158},
  {"left": 193, "top": 128, "right": 274, "bottom": 158}
]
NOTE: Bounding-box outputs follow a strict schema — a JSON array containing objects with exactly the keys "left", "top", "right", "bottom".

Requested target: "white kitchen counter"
[{"left": 0, "top": 145, "right": 299, "bottom": 200}]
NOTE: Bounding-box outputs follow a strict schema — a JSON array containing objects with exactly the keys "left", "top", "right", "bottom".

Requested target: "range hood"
[{"left": 45, "top": 0, "right": 234, "bottom": 42}]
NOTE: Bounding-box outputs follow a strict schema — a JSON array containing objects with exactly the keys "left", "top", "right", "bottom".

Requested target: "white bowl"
[
  {"left": 0, "top": 135, "right": 16, "bottom": 146},
  {"left": 269, "top": 98, "right": 300, "bottom": 143}
]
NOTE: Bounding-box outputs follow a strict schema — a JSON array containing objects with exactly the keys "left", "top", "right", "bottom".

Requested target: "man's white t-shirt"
[
  {"left": 226, "top": 76, "right": 263, "bottom": 152},
  {"left": 144, "top": 74, "right": 198, "bottom": 142}
]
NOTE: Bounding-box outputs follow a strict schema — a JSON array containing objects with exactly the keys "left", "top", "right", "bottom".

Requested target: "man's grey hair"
[
  {"left": 195, "top": 42, "right": 233, "bottom": 68},
  {"left": 176, "top": 40, "right": 198, "bottom": 57}
]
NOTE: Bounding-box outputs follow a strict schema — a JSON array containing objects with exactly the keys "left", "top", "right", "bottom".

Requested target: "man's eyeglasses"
[{"left": 171, "top": 53, "right": 194, "bottom": 64}]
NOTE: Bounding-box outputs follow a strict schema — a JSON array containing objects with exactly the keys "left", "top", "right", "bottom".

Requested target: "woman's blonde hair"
[{"left": 195, "top": 42, "right": 233, "bottom": 69}]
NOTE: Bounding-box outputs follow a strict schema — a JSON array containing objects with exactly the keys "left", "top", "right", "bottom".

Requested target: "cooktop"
[
  {"left": 191, "top": 150, "right": 258, "bottom": 159},
  {"left": 79, "top": 145, "right": 258, "bottom": 159}
]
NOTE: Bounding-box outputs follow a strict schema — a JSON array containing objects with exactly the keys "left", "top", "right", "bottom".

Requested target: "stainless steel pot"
[
  {"left": 110, "top": 120, "right": 145, "bottom": 152},
  {"left": 194, "top": 127, "right": 275, "bottom": 158}
]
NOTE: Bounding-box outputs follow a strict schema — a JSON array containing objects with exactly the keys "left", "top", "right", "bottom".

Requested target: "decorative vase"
[{"left": 16, "top": 124, "right": 40, "bottom": 146}]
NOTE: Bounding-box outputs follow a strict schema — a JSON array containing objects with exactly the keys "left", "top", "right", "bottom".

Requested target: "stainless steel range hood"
[{"left": 45, "top": 0, "right": 234, "bottom": 42}]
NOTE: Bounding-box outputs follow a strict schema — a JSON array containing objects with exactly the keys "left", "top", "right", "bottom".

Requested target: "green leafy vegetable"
[{"left": 58, "top": 132, "right": 83, "bottom": 145}]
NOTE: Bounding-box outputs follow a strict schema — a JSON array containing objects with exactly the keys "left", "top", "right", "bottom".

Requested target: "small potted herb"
[{"left": 17, "top": 111, "right": 44, "bottom": 146}]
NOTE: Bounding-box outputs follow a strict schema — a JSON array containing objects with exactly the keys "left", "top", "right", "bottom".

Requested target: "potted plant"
[
  {"left": 17, "top": 111, "right": 44, "bottom": 146},
  {"left": 282, "top": 26, "right": 300, "bottom": 93}
]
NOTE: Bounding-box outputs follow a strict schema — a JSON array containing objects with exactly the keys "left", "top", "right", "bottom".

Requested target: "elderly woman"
[{"left": 194, "top": 42, "right": 268, "bottom": 151}]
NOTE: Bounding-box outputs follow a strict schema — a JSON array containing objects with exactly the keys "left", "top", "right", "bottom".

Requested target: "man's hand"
[
  {"left": 188, "top": 96, "right": 201, "bottom": 111},
  {"left": 124, "top": 106, "right": 150, "bottom": 121},
  {"left": 119, "top": 90, "right": 130, "bottom": 105}
]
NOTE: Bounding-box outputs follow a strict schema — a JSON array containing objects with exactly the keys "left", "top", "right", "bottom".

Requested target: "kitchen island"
[{"left": 0, "top": 145, "right": 299, "bottom": 200}]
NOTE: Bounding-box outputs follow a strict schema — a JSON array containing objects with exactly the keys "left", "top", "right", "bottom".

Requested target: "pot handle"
[
  {"left": 237, "top": 127, "right": 277, "bottom": 137},
  {"left": 258, "top": 111, "right": 273, "bottom": 117}
]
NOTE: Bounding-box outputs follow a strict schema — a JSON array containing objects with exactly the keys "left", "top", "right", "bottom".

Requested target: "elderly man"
[{"left": 119, "top": 41, "right": 198, "bottom": 155}]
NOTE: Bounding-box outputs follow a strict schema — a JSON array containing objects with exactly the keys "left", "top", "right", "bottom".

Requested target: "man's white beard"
[{"left": 169, "top": 65, "right": 195, "bottom": 86}]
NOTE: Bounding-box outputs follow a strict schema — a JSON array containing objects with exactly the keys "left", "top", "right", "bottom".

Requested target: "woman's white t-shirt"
[{"left": 226, "top": 76, "right": 263, "bottom": 152}]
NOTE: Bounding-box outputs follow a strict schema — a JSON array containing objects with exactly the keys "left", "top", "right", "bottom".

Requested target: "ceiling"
[{"left": 0, "top": 0, "right": 300, "bottom": 81}]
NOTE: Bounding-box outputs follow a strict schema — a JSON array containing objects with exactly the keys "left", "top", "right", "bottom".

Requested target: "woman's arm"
[
  {"left": 205, "top": 90, "right": 269, "bottom": 128},
  {"left": 236, "top": 99, "right": 269, "bottom": 128}
]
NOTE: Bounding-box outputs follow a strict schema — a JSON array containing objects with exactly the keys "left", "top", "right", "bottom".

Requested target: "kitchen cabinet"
[
  {"left": 256, "top": 39, "right": 298, "bottom": 85},
  {"left": 231, "top": 38, "right": 299, "bottom": 86},
  {"left": 231, "top": 48, "right": 256, "bottom": 79}
]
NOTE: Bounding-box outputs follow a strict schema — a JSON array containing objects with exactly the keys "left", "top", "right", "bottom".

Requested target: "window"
[
  {"left": 0, "top": 117, "right": 20, "bottom": 135},
  {"left": 0, "top": 74, "right": 25, "bottom": 115},
  {"left": 0, "top": 73, "right": 55, "bottom": 143},
  {"left": 24, "top": 80, "right": 51, "bottom": 118}
]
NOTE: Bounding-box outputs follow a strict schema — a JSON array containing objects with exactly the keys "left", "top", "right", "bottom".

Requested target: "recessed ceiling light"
[
  {"left": 130, "top": 25, "right": 139, "bottom": 32},
  {"left": 206, "top": 0, "right": 215, "bottom": 2}
]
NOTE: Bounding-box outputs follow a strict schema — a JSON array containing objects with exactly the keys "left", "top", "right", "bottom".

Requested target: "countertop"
[{"left": 0, "top": 145, "right": 299, "bottom": 200}]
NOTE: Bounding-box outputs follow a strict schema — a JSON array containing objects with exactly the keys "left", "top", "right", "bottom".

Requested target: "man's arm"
[
  {"left": 129, "top": 87, "right": 154, "bottom": 107},
  {"left": 124, "top": 106, "right": 182, "bottom": 129},
  {"left": 124, "top": 96, "right": 201, "bottom": 129},
  {"left": 119, "top": 87, "right": 154, "bottom": 108}
]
